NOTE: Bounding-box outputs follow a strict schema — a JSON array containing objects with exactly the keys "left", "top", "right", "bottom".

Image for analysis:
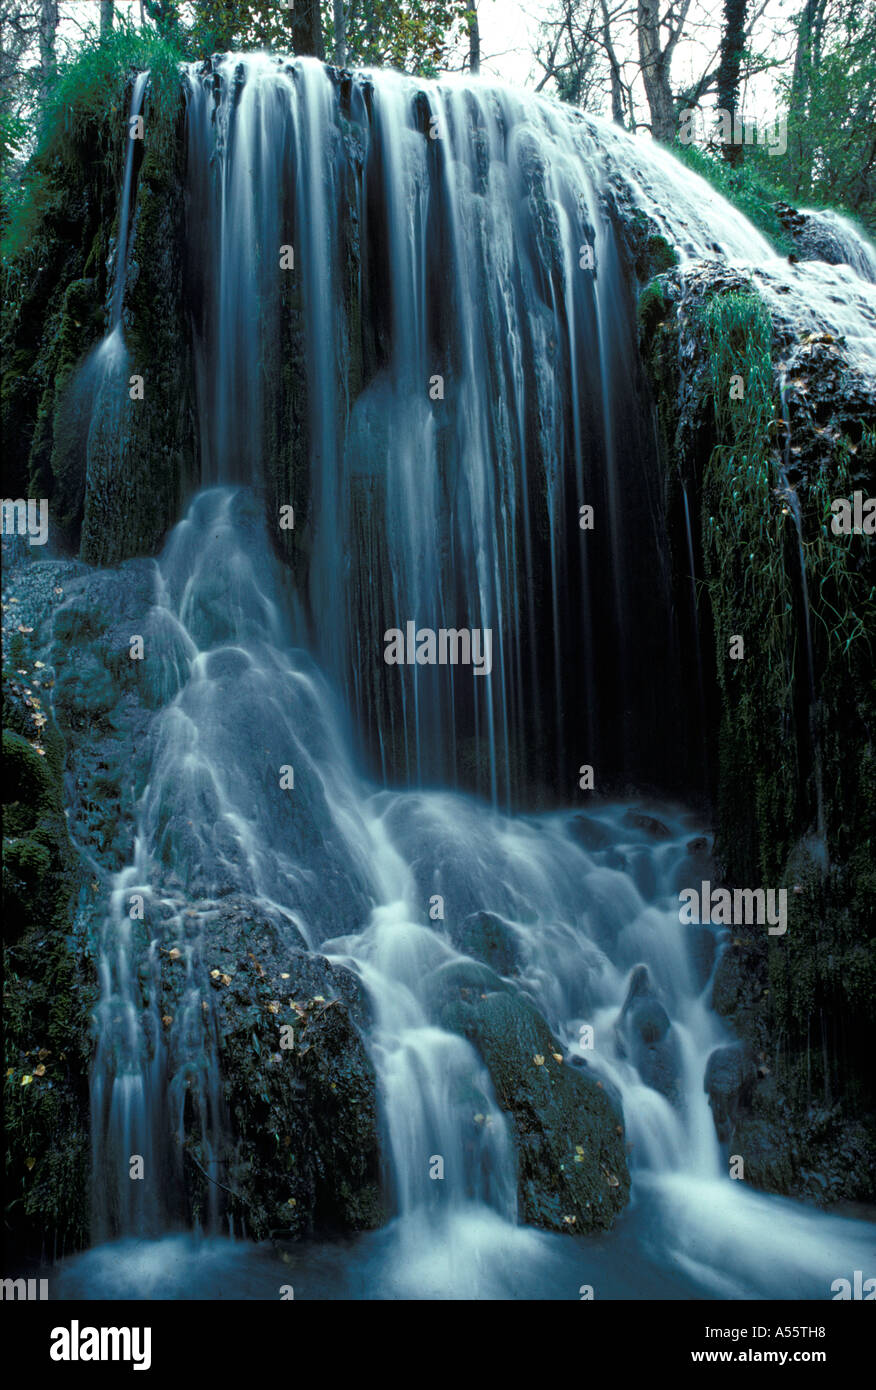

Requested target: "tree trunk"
[
  {"left": 468, "top": 4, "right": 481, "bottom": 74},
  {"left": 333, "top": 0, "right": 347, "bottom": 66},
  {"left": 38, "top": 0, "right": 59, "bottom": 97},
  {"left": 292, "top": 0, "right": 326, "bottom": 60},
  {"left": 789, "top": 0, "right": 827, "bottom": 191},
  {"left": 100, "top": 1, "right": 115, "bottom": 39},
  {"left": 601, "top": 0, "right": 625, "bottom": 126},
  {"left": 716, "top": 0, "right": 748, "bottom": 164},
  {"left": 637, "top": 0, "right": 676, "bottom": 142}
]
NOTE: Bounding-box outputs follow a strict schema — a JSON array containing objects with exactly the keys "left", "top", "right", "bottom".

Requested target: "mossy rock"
[
  {"left": 1, "top": 729, "right": 77, "bottom": 941},
  {"left": 449, "top": 911, "right": 522, "bottom": 976},
  {"left": 422, "top": 957, "right": 512, "bottom": 1014},
  {"left": 441, "top": 988, "right": 630, "bottom": 1232},
  {"left": 156, "top": 910, "right": 384, "bottom": 1241},
  {"left": 53, "top": 655, "right": 119, "bottom": 726}
]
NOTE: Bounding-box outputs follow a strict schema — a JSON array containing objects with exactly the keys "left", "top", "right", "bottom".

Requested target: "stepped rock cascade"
[
  {"left": 42, "top": 56, "right": 876, "bottom": 1296},
  {"left": 83, "top": 486, "right": 876, "bottom": 1295}
]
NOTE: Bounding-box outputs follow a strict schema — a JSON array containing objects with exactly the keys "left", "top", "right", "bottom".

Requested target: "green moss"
[
  {"left": 3, "top": 24, "right": 183, "bottom": 262},
  {"left": 3, "top": 24, "right": 191, "bottom": 562},
  {"left": 642, "top": 272, "right": 875, "bottom": 1198},
  {"left": 4, "top": 925, "right": 95, "bottom": 1254},
  {"left": 2, "top": 726, "right": 77, "bottom": 942},
  {"left": 645, "top": 232, "right": 679, "bottom": 274},
  {"left": 2, "top": 663, "right": 93, "bottom": 1254},
  {"left": 637, "top": 277, "right": 670, "bottom": 338}
]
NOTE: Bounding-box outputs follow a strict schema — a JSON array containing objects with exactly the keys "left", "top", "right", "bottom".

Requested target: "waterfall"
[
  {"left": 110, "top": 72, "right": 150, "bottom": 330},
  {"left": 72, "top": 55, "right": 876, "bottom": 1297},
  {"left": 181, "top": 56, "right": 690, "bottom": 805},
  {"left": 800, "top": 207, "right": 876, "bottom": 284},
  {"left": 88, "top": 484, "right": 719, "bottom": 1246}
]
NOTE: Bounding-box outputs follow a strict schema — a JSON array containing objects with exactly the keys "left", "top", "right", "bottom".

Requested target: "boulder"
[
  {"left": 440, "top": 987, "right": 630, "bottom": 1232},
  {"left": 616, "top": 964, "right": 681, "bottom": 1104},
  {"left": 567, "top": 813, "right": 614, "bottom": 852},
  {"left": 621, "top": 809, "right": 672, "bottom": 839},
  {"left": 704, "top": 1043, "right": 757, "bottom": 1141},
  {"left": 156, "top": 901, "right": 384, "bottom": 1240},
  {"left": 450, "top": 910, "right": 522, "bottom": 976}
]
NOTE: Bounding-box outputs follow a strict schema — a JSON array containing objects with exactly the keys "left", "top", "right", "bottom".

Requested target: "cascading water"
[
  {"left": 800, "top": 207, "right": 876, "bottom": 284},
  {"left": 63, "top": 56, "right": 876, "bottom": 1298},
  {"left": 182, "top": 56, "right": 689, "bottom": 804}
]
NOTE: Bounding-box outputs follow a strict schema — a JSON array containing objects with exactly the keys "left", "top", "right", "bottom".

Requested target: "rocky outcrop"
[
  {"left": 1, "top": 549, "right": 384, "bottom": 1254},
  {"left": 156, "top": 901, "right": 383, "bottom": 1240},
  {"left": 2, "top": 553, "right": 96, "bottom": 1258},
  {"left": 638, "top": 255, "right": 876, "bottom": 1204},
  {"left": 774, "top": 202, "right": 876, "bottom": 281}
]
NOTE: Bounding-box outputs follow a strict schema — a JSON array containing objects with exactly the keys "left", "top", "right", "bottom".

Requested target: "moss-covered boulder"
[
  {"left": 149, "top": 901, "right": 384, "bottom": 1240},
  {"left": 449, "top": 911, "right": 522, "bottom": 977},
  {"left": 439, "top": 987, "right": 630, "bottom": 1232}
]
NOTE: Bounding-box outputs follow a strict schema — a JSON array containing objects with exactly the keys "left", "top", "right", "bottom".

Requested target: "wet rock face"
[
  {"left": 158, "top": 903, "right": 383, "bottom": 1240},
  {"left": 705, "top": 1043, "right": 757, "bottom": 1142},
  {"left": 3, "top": 552, "right": 385, "bottom": 1248},
  {"left": 615, "top": 964, "right": 681, "bottom": 1106},
  {"left": 639, "top": 258, "right": 876, "bottom": 1203},
  {"left": 772, "top": 202, "right": 876, "bottom": 280},
  {"left": 449, "top": 911, "right": 522, "bottom": 977},
  {"left": 2, "top": 554, "right": 96, "bottom": 1258},
  {"left": 774, "top": 201, "right": 849, "bottom": 267},
  {"left": 439, "top": 986, "right": 630, "bottom": 1232}
]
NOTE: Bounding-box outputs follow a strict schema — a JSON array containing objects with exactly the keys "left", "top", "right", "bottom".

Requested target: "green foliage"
[
  {"left": 780, "top": 1, "right": 876, "bottom": 233},
  {"left": 2, "top": 19, "right": 182, "bottom": 260},
  {"left": 184, "top": 1, "right": 295, "bottom": 54},
  {"left": 140, "top": 0, "right": 472, "bottom": 73},
  {"left": 326, "top": 0, "right": 471, "bottom": 75},
  {"left": 671, "top": 143, "right": 793, "bottom": 254},
  {"left": 804, "top": 429, "right": 876, "bottom": 658}
]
